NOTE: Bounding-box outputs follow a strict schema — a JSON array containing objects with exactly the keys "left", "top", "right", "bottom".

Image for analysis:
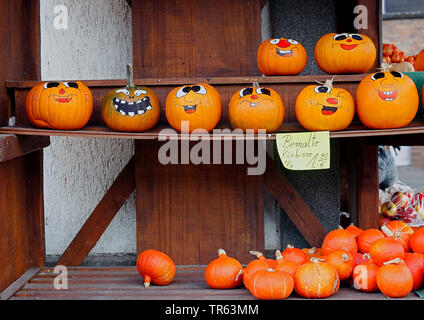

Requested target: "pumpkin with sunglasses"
[
  {"left": 315, "top": 33, "right": 376, "bottom": 74},
  {"left": 228, "top": 83, "right": 285, "bottom": 133},
  {"left": 356, "top": 64, "right": 419, "bottom": 129},
  {"left": 26, "top": 81, "right": 93, "bottom": 130}
]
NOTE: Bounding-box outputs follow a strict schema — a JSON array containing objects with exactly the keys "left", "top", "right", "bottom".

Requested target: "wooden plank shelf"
[
  {"left": 3, "top": 121, "right": 424, "bottom": 140},
  {"left": 2, "top": 266, "right": 421, "bottom": 300}
]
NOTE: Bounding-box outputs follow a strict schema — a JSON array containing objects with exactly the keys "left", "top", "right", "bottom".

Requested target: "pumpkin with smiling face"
[
  {"left": 295, "top": 78, "right": 355, "bottom": 132},
  {"left": 257, "top": 38, "right": 307, "bottom": 75},
  {"left": 356, "top": 64, "right": 419, "bottom": 129},
  {"left": 315, "top": 33, "right": 376, "bottom": 74},
  {"left": 26, "top": 81, "right": 93, "bottom": 130},
  {"left": 228, "top": 83, "right": 285, "bottom": 133},
  {"left": 165, "top": 83, "right": 222, "bottom": 133},
  {"left": 101, "top": 65, "right": 160, "bottom": 132}
]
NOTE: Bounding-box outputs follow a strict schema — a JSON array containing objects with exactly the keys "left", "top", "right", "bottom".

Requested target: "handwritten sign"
[{"left": 276, "top": 131, "right": 330, "bottom": 170}]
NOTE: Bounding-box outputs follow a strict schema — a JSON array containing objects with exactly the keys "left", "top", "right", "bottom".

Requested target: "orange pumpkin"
[
  {"left": 302, "top": 247, "right": 323, "bottom": 261},
  {"left": 136, "top": 249, "right": 176, "bottom": 287},
  {"left": 381, "top": 220, "right": 414, "bottom": 252},
  {"left": 324, "top": 249, "right": 355, "bottom": 280},
  {"left": 248, "top": 268, "right": 294, "bottom": 300},
  {"left": 243, "top": 250, "right": 275, "bottom": 289},
  {"left": 205, "top": 249, "right": 243, "bottom": 289},
  {"left": 274, "top": 250, "right": 300, "bottom": 277},
  {"left": 403, "top": 252, "right": 424, "bottom": 290},
  {"left": 345, "top": 223, "right": 363, "bottom": 238},
  {"left": 257, "top": 38, "right": 307, "bottom": 75},
  {"left": 165, "top": 83, "right": 222, "bottom": 133},
  {"left": 356, "top": 64, "right": 419, "bottom": 129},
  {"left": 321, "top": 226, "right": 358, "bottom": 256},
  {"left": 376, "top": 258, "right": 413, "bottom": 298},
  {"left": 26, "top": 81, "right": 93, "bottom": 130},
  {"left": 369, "top": 238, "right": 405, "bottom": 266},
  {"left": 352, "top": 260, "right": 379, "bottom": 293},
  {"left": 294, "top": 258, "right": 340, "bottom": 298},
  {"left": 281, "top": 244, "right": 307, "bottom": 265},
  {"left": 314, "top": 33, "right": 376, "bottom": 74},
  {"left": 228, "top": 83, "right": 285, "bottom": 133},
  {"left": 415, "top": 49, "right": 424, "bottom": 71},
  {"left": 101, "top": 65, "right": 160, "bottom": 132},
  {"left": 356, "top": 228, "right": 385, "bottom": 253},
  {"left": 410, "top": 227, "right": 424, "bottom": 254},
  {"left": 295, "top": 78, "right": 355, "bottom": 131}
]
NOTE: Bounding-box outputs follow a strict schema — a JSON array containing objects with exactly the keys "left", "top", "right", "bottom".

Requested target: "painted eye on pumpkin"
[
  {"left": 371, "top": 72, "right": 385, "bottom": 81},
  {"left": 288, "top": 39, "right": 298, "bottom": 45},
  {"left": 43, "top": 82, "right": 60, "bottom": 89},
  {"left": 239, "top": 88, "right": 253, "bottom": 97},
  {"left": 191, "top": 85, "right": 207, "bottom": 95},
  {"left": 176, "top": 85, "right": 207, "bottom": 98},
  {"left": 333, "top": 33, "right": 348, "bottom": 41},
  {"left": 390, "top": 71, "right": 404, "bottom": 79},
  {"left": 116, "top": 88, "right": 130, "bottom": 95},
  {"left": 134, "top": 89, "right": 147, "bottom": 96},
  {"left": 314, "top": 86, "right": 332, "bottom": 94},
  {"left": 270, "top": 39, "right": 280, "bottom": 45},
  {"left": 349, "top": 34, "right": 363, "bottom": 41},
  {"left": 63, "top": 82, "right": 79, "bottom": 89},
  {"left": 256, "top": 88, "right": 271, "bottom": 96}
]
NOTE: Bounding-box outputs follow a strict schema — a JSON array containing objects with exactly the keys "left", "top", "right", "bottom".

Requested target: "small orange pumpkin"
[
  {"left": 321, "top": 226, "right": 358, "bottom": 256},
  {"left": 381, "top": 220, "right": 414, "bottom": 252},
  {"left": 248, "top": 268, "right": 294, "bottom": 300},
  {"left": 243, "top": 250, "right": 275, "bottom": 289},
  {"left": 205, "top": 249, "right": 243, "bottom": 289},
  {"left": 356, "top": 228, "right": 385, "bottom": 253},
  {"left": 415, "top": 49, "right": 424, "bottom": 71},
  {"left": 295, "top": 78, "right": 355, "bottom": 131},
  {"left": 369, "top": 237, "right": 405, "bottom": 266},
  {"left": 274, "top": 250, "right": 300, "bottom": 277},
  {"left": 324, "top": 249, "right": 355, "bottom": 280},
  {"left": 136, "top": 249, "right": 176, "bottom": 287},
  {"left": 314, "top": 33, "right": 376, "bottom": 74},
  {"left": 410, "top": 227, "right": 424, "bottom": 254},
  {"left": 257, "top": 38, "right": 307, "bottom": 75},
  {"left": 352, "top": 260, "right": 379, "bottom": 293},
  {"left": 228, "top": 83, "right": 285, "bottom": 133},
  {"left": 376, "top": 258, "right": 413, "bottom": 298},
  {"left": 356, "top": 63, "right": 419, "bottom": 129},
  {"left": 165, "top": 83, "right": 222, "bottom": 133},
  {"left": 403, "top": 252, "right": 424, "bottom": 290},
  {"left": 345, "top": 223, "right": 363, "bottom": 238},
  {"left": 26, "top": 81, "right": 93, "bottom": 130},
  {"left": 281, "top": 244, "right": 307, "bottom": 265}
]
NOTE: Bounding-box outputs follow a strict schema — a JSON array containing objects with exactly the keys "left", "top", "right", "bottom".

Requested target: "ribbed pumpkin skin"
[
  {"left": 257, "top": 38, "right": 307, "bottom": 76},
  {"left": 294, "top": 260, "right": 340, "bottom": 298},
  {"left": 369, "top": 238, "right": 405, "bottom": 266},
  {"left": 381, "top": 220, "right": 415, "bottom": 252},
  {"left": 314, "top": 33, "right": 376, "bottom": 74},
  {"left": 243, "top": 253, "right": 276, "bottom": 290},
  {"left": 295, "top": 84, "right": 354, "bottom": 131},
  {"left": 249, "top": 269, "right": 294, "bottom": 300},
  {"left": 136, "top": 250, "right": 176, "bottom": 286},
  {"left": 325, "top": 250, "right": 355, "bottom": 280},
  {"left": 228, "top": 86, "right": 285, "bottom": 133},
  {"left": 165, "top": 83, "right": 222, "bottom": 133},
  {"left": 101, "top": 86, "right": 160, "bottom": 132},
  {"left": 377, "top": 260, "right": 413, "bottom": 298},
  {"left": 281, "top": 245, "right": 307, "bottom": 265},
  {"left": 356, "top": 71, "right": 419, "bottom": 129},
  {"left": 26, "top": 81, "right": 93, "bottom": 130},
  {"left": 205, "top": 250, "right": 243, "bottom": 289},
  {"left": 321, "top": 229, "right": 358, "bottom": 256},
  {"left": 357, "top": 228, "right": 385, "bottom": 253}
]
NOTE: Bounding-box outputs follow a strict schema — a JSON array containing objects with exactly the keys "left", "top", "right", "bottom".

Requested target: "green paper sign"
[{"left": 276, "top": 131, "right": 330, "bottom": 170}]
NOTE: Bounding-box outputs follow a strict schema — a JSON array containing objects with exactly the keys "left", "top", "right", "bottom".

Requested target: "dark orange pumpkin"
[
  {"left": 243, "top": 250, "right": 275, "bottom": 289},
  {"left": 205, "top": 249, "right": 243, "bottom": 289},
  {"left": 357, "top": 228, "right": 385, "bottom": 253},
  {"left": 381, "top": 220, "right": 414, "bottom": 252},
  {"left": 248, "top": 268, "right": 294, "bottom": 300},
  {"left": 281, "top": 244, "right": 307, "bottom": 265},
  {"left": 324, "top": 249, "right": 355, "bottom": 280},
  {"left": 274, "top": 250, "right": 300, "bottom": 277},
  {"left": 352, "top": 260, "right": 379, "bottom": 293},
  {"left": 403, "top": 252, "right": 424, "bottom": 290},
  {"left": 369, "top": 238, "right": 405, "bottom": 266},
  {"left": 345, "top": 223, "right": 364, "bottom": 238},
  {"left": 136, "top": 249, "right": 176, "bottom": 287},
  {"left": 410, "top": 227, "right": 424, "bottom": 254},
  {"left": 376, "top": 258, "right": 413, "bottom": 298},
  {"left": 321, "top": 226, "right": 358, "bottom": 256}
]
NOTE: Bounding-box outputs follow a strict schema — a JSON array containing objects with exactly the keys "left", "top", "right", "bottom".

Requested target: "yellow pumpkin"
[
  {"left": 228, "top": 83, "right": 285, "bottom": 133},
  {"left": 295, "top": 78, "right": 355, "bottom": 131},
  {"left": 26, "top": 81, "right": 93, "bottom": 130},
  {"left": 165, "top": 83, "right": 222, "bottom": 133},
  {"left": 356, "top": 63, "right": 419, "bottom": 129},
  {"left": 257, "top": 38, "right": 307, "bottom": 75},
  {"left": 314, "top": 33, "right": 376, "bottom": 74}
]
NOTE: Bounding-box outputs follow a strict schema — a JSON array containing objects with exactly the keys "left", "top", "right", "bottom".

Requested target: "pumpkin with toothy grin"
[
  {"left": 112, "top": 96, "right": 153, "bottom": 117},
  {"left": 276, "top": 48, "right": 293, "bottom": 57},
  {"left": 378, "top": 89, "right": 398, "bottom": 101}
]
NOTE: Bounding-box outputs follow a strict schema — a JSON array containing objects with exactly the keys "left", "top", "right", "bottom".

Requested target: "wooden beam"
[
  {"left": 264, "top": 154, "right": 328, "bottom": 247},
  {"left": 55, "top": 157, "right": 135, "bottom": 266},
  {"left": 0, "top": 134, "right": 50, "bottom": 162}
]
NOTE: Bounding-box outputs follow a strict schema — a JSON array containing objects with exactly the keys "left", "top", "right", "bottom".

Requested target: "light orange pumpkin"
[
  {"left": 205, "top": 249, "right": 243, "bottom": 289},
  {"left": 356, "top": 63, "right": 419, "bottom": 129},
  {"left": 136, "top": 249, "right": 176, "bottom": 287},
  {"left": 257, "top": 38, "right": 307, "bottom": 75},
  {"left": 26, "top": 81, "right": 93, "bottom": 130},
  {"left": 314, "top": 33, "right": 376, "bottom": 74},
  {"left": 295, "top": 78, "right": 355, "bottom": 131},
  {"left": 101, "top": 64, "right": 160, "bottom": 132},
  {"left": 165, "top": 83, "right": 222, "bottom": 133},
  {"left": 228, "top": 83, "right": 285, "bottom": 133},
  {"left": 248, "top": 268, "right": 294, "bottom": 300},
  {"left": 376, "top": 258, "right": 413, "bottom": 298}
]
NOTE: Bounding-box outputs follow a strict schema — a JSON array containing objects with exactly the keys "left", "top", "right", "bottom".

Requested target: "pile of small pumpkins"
[
  {"left": 383, "top": 43, "right": 424, "bottom": 73},
  {"left": 25, "top": 32, "right": 424, "bottom": 135},
  {"left": 136, "top": 222, "right": 424, "bottom": 299}
]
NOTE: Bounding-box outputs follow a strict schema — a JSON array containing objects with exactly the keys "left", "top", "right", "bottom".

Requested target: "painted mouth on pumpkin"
[
  {"left": 321, "top": 105, "right": 338, "bottom": 115},
  {"left": 340, "top": 44, "right": 358, "bottom": 50},
  {"left": 52, "top": 95, "right": 74, "bottom": 103},
  {"left": 276, "top": 48, "right": 293, "bottom": 57},
  {"left": 182, "top": 105, "right": 198, "bottom": 114},
  {"left": 113, "top": 96, "right": 152, "bottom": 117},
  {"left": 378, "top": 89, "right": 398, "bottom": 101}
]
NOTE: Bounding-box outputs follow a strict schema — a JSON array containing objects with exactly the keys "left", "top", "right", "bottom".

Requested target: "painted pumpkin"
[
  {"left": 295, "top": 78, "right": 355, "bottom": 131},
  {"left": 26, "top": 81, "right": 93, "bottom": 130},
  {"left": 314, "top": 33, "right": 376, "bottom": 74},
  {"left": 257, "top": 38, "right": 307, "bottom": 75},
  {"left": 228, "top": 83, "right": 285, "bottom": 133},
  {"left": 356, "top": 64, "right": 419, "bottom": 129},
  {"left": 101, "top": 65, "right": 160, "bottom": 132},
  {"left": 165, "top": 83, "right": 222, "bottom": 133}
]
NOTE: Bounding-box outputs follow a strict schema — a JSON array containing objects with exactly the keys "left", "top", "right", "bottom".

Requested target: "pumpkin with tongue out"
[
  {"left": 101, "top": 64, "right": 160, "bottom": 132},
  {"left": 295, "top": 78, "right": 355, "bottom": 131},
  {"left": 356, "top": 62, "right": 419, "bottom": 129}
]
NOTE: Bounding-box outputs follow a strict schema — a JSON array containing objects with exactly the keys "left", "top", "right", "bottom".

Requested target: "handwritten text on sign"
[{"left": 276, "top": 131, "right": 330, "bottom": 170}]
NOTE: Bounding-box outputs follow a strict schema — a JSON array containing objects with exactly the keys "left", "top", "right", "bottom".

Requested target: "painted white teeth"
[
  {"left": 137, "top": 100, "right": 141, "bottom": 104},
  {"left": 129, "top": 101, "right": 134, "bottom": 105},
  {"left": 120, "top": 110, "right": 126, "bottom": 116},
  {"left": 137, "top": 110, "right": 142, "bottom": 115},
  {"left": 128, "top": 112, "right": 135, "bottom": 117},
  {"left": 146, "top": 106, "right": 152, "bottom": 110},
  {"left": 115, "top": 98, "right": 120, "bottom": 103},
  {"left": 114, "top": 104, "right": 118, "bottom": 109}
]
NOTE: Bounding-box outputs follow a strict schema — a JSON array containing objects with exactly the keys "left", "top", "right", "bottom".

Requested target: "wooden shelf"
[
  {"left": 3, "top": 121, "right": 424, "bottom": 140},
  {"left": 2, "top": 266, "right": 421, "bottom": 300}
]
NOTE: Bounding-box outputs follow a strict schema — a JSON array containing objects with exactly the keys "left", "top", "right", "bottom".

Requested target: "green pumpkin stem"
[{"left": 126, "top": 63, "right": 135, "bottom": 89}]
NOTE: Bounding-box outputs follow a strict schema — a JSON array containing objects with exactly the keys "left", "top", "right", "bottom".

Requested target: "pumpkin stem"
[
  {"left": 266, "top": 268, "right": 275, "bottom": 272},
  {"left": 383, "top": 258, "right": 402, "bottom": 265},
  {"left": 341, "top": 253, "right": 349, "bottom": 262},
  {"left": 363, "top": 253, "right": 371, "bottom": 261},
  {"left": 126, "top": 63, "right": 135, "bottom": 88},
  {"left": 275, "top": 250, "right": 283, "bottom": 260},
  {"left": 143, "top": 274, "right": 151, "bottom": 288},
  {"left": 311, "top": 257, "right": 325, "bottom": 263},
  {"left": 337, "top": 225, "right": 344, "bottom": 230},
  {"left": 217, "top": 248, "right": 227, "bottom": 257},
  {"left": 286, "top": 244, "right": 294, "bottom": 249},
  {"left": 249, "top": 250, "right": 264, "bottom": 259},
  {"left": 380, "top": 224, "right": 393, "bottom": 237},
  {"left": 252, "top": 81, "right": 260, "bottom": 88}
]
